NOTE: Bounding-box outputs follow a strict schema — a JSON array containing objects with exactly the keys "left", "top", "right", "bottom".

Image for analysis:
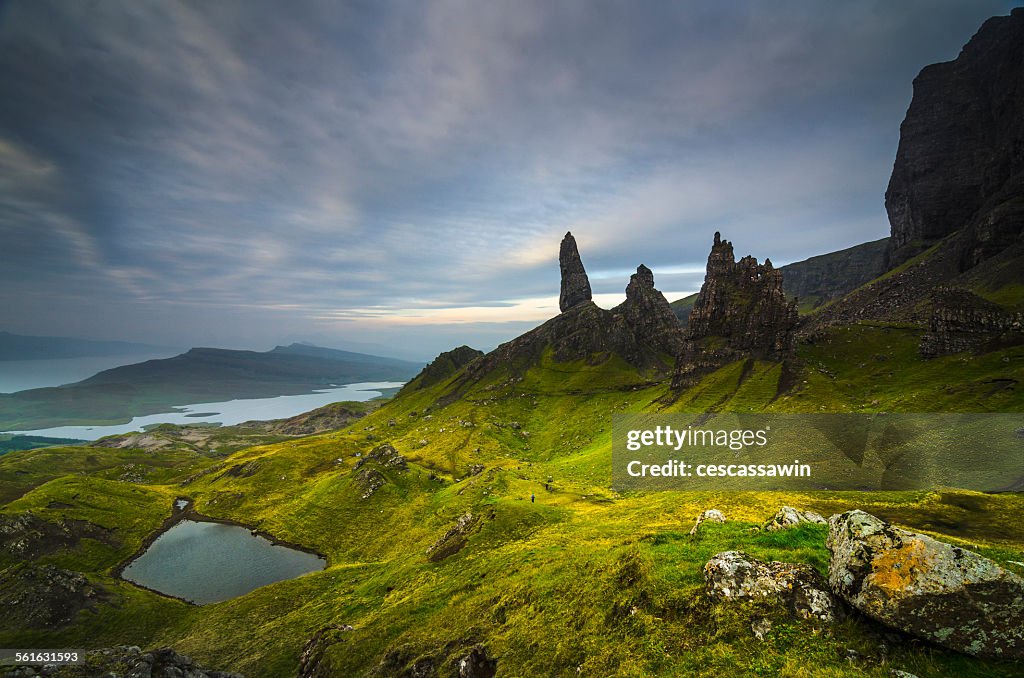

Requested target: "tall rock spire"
[{"left": 559, "top": 231, "right": 592, "bottom": 312}]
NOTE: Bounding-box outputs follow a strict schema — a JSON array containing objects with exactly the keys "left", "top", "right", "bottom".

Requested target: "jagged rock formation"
[
  {"left": 919, "top": 287, "right": 1024, "bottom": 357},
  {"left": 673, "top": 233, "right": 798, "bottom": 388},
  {"left": 398, "top": 346, "right": 484, "bottom": 396},
  {"left": 779, "top": 238, "right": 889, "bottom": 310},
  {"left": 446, "top": 236, "right": 684, "bottom": 397},
  {"left": 828, "top": 510, "right": 1024, "bottom": 659},
  {"left": 613, "top": 265, "right": 686, "bottom": 356},
  {"left": 558, "top": 231, "right": 593, "bottom": 312},
  {"left": 886, "top": 9, "right": 1024, "bottom": 268}
]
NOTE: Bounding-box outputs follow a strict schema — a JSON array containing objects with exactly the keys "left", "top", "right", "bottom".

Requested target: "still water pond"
[{"left": 122, "top": 520, "right": 326, "bottom": 604}]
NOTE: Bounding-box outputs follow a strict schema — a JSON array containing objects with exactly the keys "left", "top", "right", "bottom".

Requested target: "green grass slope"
[{"left": 0, "top": 336, "right": 1022, "bottom": 676}]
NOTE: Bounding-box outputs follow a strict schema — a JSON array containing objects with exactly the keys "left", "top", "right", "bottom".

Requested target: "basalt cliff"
[{"left": 809, "top": 8, "right": 1024, "bottom": 358}]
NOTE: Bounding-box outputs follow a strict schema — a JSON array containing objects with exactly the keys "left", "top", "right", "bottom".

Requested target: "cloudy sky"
[{"left": 0, "top": 1, "right": 1017, "bottom": 360}]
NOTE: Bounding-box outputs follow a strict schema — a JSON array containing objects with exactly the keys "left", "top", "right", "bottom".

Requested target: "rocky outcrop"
[
  {"left": 398, "top": 346, "right": 484, "bottom": 396},
  {"left": 689, "top": 508, "right": 726, "bottom": 536},
  {"left": 704, "top": 551, "right": 843, "bottom": 623},
  {"left": 3, "top": 645, "right": 244, "bottom": 677},
  {"left": 779, "top": 238, "right": 889, "bottom": 310},
  {"left": 299, "top": 624, "right": 355, "bottom": 678},
  {"left": 885, "top": 9, "right": 1024, "bottom": 268},
  {"left": 763, "top": 506, "right": 826, "bottom": 532},
  {"left": 674, "top": 233, "right": 798, "bottom": 388},
  {"left": 559, "top": 231, "right": 593, "bottom": 312},
  {"left": 354, "top": 443, "right": 408, "bottom": 471},
  {"left": 448, "top": 237, "right": 686, "bottom": 396},
  {"left": 827, "top": 510, "right": 1024, "bottom": 659},
  {"left": 426, "top": 512, "right": 477, "bottom": 562},
  {"left": 268, "top": 402, "right": 369, "bottom": 435},
  {"left": 0, "top": 512, "right": 119, "bottom": 559},
  {"left": 613, "top": 265, "right": 686, "bottom": 356},
  {"left": 456, "top": 645, "right": 497, "bottom": 678},
  {"left": 0, "top": 564, "right": 110, "bottom": 629},
  {"left": 919, "top": 287, "right": 1024, "bottom": 357}
]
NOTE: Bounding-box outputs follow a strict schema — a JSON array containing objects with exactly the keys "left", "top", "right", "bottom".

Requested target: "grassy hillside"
[{"left": 1, "top": 333, "right": 1022, "bottom": 676}]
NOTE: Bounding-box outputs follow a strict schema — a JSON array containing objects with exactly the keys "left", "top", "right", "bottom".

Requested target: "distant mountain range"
[
  {"left": 0, "top": 343, "right": 422, "bottom": 431},
  {"left": 0, "top": 332, "right": 170, "bottom": 361}
]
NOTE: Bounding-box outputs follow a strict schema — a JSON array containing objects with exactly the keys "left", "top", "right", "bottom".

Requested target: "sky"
[{"left": 0, "top": 0, "right": 1018, "bottom": 361}]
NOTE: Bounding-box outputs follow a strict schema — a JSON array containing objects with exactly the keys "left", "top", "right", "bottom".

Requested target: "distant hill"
[
  {"left": 669, "top": 293, "right": 698, "bottom": 326},
  {"left": 0, "top": 332, "right": 166, "bottom": 361},
  {"left": 0, "top": 344, "right": 422, "bottom": 431},
  {"left": 779, "top": 238, "right": 889, "bottom": 312}
]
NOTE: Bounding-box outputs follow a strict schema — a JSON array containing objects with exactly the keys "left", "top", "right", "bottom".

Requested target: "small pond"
[{"left": 121, "top": 520, "right": 326, "bottom": 604}]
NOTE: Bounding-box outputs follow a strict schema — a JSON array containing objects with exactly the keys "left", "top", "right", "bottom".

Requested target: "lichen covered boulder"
[
  {"left": 827, "top": 510, "right": 1024, "bottom": 659},
  {"left": 704, "top": 551, "right": 843, "bottom": 622}
]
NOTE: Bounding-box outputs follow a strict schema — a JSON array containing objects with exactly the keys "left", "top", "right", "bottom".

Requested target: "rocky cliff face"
[
  {"left": 673, "top": 233, "right": 797, "bottom": 388},
  {"left": 919, "top": 287, "right": 1024, "bottom": 357},
  {"left": 559, "top": 231, "right": 593, "bottom": 312},
  {"left": 805, "top": 10, "right": 1024, "bottom": 332},
  {"left": 885, "top": 8, "right": 1024, "bottom": 267}
]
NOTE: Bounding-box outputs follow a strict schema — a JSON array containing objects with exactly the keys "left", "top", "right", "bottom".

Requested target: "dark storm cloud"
[{"left": 0, "top": 0, "right": 1015, "bottom": 357}]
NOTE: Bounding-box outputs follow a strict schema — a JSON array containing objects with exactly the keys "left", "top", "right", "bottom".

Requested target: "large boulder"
[
  {"left": 827, "top": 510, "right": 1024, "bottom": 659},
  {"left": 704, "top": 551, "right": 843, "bottom": 623}
]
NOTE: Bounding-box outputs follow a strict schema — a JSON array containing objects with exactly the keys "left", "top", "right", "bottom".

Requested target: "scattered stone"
[
  {"left": 689, "top": 509, "right": 726, "bottom": 536},
  {"left": 457, "top": 645, "right": 497, "bottom": 678},
  {"left": 426, "top": 512, "right": 476, "bottom": 562},
  {"left": 355, "top": 469, "right": 386, "bottom": 500},
  {"left": 827, "top": 509, "right": 1024, "bottom": 659},
  {"left": 559, "top": 231, "right": 593, "bottom": 312},
  {"left": 751, "top": 617, "right": 772, "bottom": 641},
  {"left": 890, "top": 671, "right": 920, "bottom": 678},
  {"left": 763, "top": 506, "right": 826, "bottom": 532},
  {"left": 467, "top": 464, "right": 485, "bottom": 477},
  {"left": 704, "top": 551, "right": 843, "bottom": 623}
]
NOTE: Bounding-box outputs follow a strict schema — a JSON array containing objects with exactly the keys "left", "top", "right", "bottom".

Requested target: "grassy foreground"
[{"left": 0, "top": 323, "right": 1022, "bottom": 676}]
